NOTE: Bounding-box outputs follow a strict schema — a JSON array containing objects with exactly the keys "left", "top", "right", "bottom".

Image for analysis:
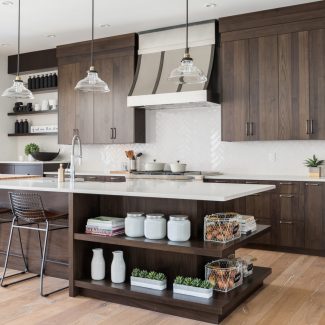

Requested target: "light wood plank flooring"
[{"left": 0, "top": 249, "right": 324, "bottom": 325}]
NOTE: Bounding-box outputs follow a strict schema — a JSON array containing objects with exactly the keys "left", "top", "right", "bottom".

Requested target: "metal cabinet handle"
[
  {"left": 250, "top": 122, "right": 254, "bottom": 136},
  {"left": 246, "top": 122, "right": 250, "bottom": 136},
  {"left": 110, "top": 128, "right": 114, "bottom": 139},
  {"left": 113, "top": 128, "right": 117, "bottom": 139},
  {"left": 305, "top": 183, "right": 320, "bottom": 186},
  {"left": 246, "top": 181, "right": 258, "bottom": 184},
  {"left": 280, "top": 220, "right": 294, "bottom": 224},
  {"left": 306, "top": 120, "right": 310, "bottom": 135},
  {"left": 310, "top": 120, "right": 314, "bottom": 134},
  {"left": 280, "top": 194, "right": 294, "bottom": 198},
  {"left": 279, "top": 182, "right": 293, "bottom": 185}
]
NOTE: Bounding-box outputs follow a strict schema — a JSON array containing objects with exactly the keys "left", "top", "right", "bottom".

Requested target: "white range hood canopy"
[{"left": 127, "top": 20, "right": 219, "bottom": 109}]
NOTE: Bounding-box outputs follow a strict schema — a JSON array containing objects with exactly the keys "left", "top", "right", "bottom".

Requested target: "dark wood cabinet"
[{"left": 57, "top": 34, "right": 145, "bottom": 145}]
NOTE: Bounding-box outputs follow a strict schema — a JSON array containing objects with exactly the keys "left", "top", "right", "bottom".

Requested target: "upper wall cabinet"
[
  {"left": 220, "top": 1, "right": 325, "bottom": 141},
  {"left": 56, "top": 34, "right": 145, "bottom": 145}
]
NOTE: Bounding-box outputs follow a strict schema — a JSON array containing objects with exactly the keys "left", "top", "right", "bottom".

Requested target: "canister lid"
[
  {"left": 127, "top": 212, "right": 145, "bottom": 218},
  {"left": 169, "top": 215, "right": 189, "bottom": 221},
  {"left": 146, "top": 213, "right": 165, "bottom": 219}
]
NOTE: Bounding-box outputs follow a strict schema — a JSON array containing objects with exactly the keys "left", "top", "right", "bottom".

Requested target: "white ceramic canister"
[
  {"left": 125, "top": 212, "right": 145, "bottom": 237},
  {"left": 144, "top": 214, "right": 166, "bottom": 240},
  {"left": 167, "top": 215, "right": 191, "bottom": 242},
  {"left": 91, "top": 248, "right": 106, "bottom": 280},
  {"left": 111, "top": 250, "right": 126, "bottom": 283}
]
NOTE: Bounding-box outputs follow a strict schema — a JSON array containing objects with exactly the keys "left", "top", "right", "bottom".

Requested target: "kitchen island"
[{"left": 0, "top": 178, "right": 275, "bottom": 324}]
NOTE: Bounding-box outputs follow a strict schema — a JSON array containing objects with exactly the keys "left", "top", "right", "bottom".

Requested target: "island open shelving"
[{"left": 69, "top": 192, "right": 272, "bottom": 324}]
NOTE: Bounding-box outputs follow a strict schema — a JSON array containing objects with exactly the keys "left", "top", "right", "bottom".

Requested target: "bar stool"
[{"left": 1, "top": 192, "right": 69, "bottom": 297}]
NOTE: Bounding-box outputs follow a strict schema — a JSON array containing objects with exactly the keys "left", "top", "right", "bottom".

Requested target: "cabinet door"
[
  {"left": 309, "top": 29, "right": 325, "bottom": 139},
  {"left": 58, "top": 63, "right": 77, "bottom": 144},
  {"left": 277, "top": 221, "right": 305, "bottom": 248},
  {"left": 221, "top": 40, "right": 250, "bottom": 141},
  {"left": 93, "top": 56, "right": 114, "bottom": 144},
  {"left": 278, "top": 32, "right": 310, "bottom": 140},
  {"left": 249, "top": 36, "right": 278, "bottom": 140}
]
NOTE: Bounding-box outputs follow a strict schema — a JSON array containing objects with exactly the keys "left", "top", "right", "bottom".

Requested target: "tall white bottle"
[
  {"left": 91, "top": 248, "right": 105, "bottom": 280},
  {"left": 111, "top": 250, "right": 126, "bottom": 283}
]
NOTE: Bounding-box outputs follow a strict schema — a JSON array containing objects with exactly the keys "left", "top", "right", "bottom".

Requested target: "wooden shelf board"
[
  {"left": 75, "top": 266, "right": 271, "bottom": 316},
  {"left": 8, "top": 110, "right": 57, "bottom": 116},
  {"left": 8, "top": 132, "right": 58, "bottom": 137},
  {"left": 74, "top": 225, "right": 271, "bottom": 258}
]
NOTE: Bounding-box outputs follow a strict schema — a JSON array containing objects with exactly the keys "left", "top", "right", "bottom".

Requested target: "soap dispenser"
[{"left": 58, "top": 164, "right": 65, "bottom": 182}]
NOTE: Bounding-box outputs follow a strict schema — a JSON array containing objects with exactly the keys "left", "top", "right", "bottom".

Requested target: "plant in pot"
[
  {"left": 173, "top": 276, "right": 213, "bottom": 299},
  {"left": 25, "top": 143, "right": 39, "bottom": 162},
  {"left": 130, "top": 268, "right": 167, "bottom": 291},
  {"left": 304, "top": 154, "right": 324, "bottom": 178}
]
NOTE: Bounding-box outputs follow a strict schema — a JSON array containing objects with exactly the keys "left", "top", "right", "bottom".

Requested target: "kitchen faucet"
[{"left": 69, "top": 131, "right": 82, "bottom": 182}]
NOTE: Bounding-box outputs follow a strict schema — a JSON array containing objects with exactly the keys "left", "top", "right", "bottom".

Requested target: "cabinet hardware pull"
[
  {"left": 246, "top": 181, "right": 258, "bottom": 184},
  {"left": 113, "top": 128, "right": 117, "bottom": 139},
  {"left": 305, "top": 183, "right": 320, "bottom": 186},
  {"left": 246, "top": 122, "right": 250, "bottom": 136},
  {"left": 306, "top": 120, "right": 310, "bottom": 135},
  {"left": 280, "top": 220, "right": 294, "bottom": 224},
  {"left": 251, "top": 193, "right": 260, "bottom": 196},
  {"left": 110, "top": 128, "right": 114, "bottom": 139},
  {"left": 280, "top": 194, "right": 294, "bottom": 198},
  {"left": 310, "top": 119, "right": 314, "bottom": 134},
  {"left": 279, "top": 182, "right": 293, "bottom": 185},
  {"left": 250, "top": 122, "right": 254, "bottom": 136}
]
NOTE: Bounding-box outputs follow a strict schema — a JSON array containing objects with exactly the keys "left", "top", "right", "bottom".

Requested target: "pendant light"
[
  {"left": 75, "top": 0, "right": 110, "bottom": 93},
  {"left": 168, "top": 0, "right": 207, "bottom": 85},
  {"left": 2, "top": 0, "right": 33, "bottom": 99}
]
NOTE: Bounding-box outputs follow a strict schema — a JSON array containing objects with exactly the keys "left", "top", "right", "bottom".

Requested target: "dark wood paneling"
[
  {"left": 278, "top": 32, "right": 310, "bottom": 140},
  {"left": 0, "top": 164, "right": 14, "bottom": 174},
  {"left": 249, "top": 35, "right": 278, "bottom": 140},
  {"left": 276, "top": 221, "right": 305, "bottom": 248},
  {"left": 8, "top": 48, "right": 57, "bottom": 74},
  {"left": 221, "top": 40, "right": 250, "bottom": 141}
]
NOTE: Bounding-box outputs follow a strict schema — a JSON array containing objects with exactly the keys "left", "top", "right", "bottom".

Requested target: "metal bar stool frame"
[{"left": 1, "top": 192, "right": 69, "bottom": 297}]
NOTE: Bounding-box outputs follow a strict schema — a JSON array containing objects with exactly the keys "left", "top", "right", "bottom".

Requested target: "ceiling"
[{"left": 0, "top": 0, "right": 319, "bottom": 55}]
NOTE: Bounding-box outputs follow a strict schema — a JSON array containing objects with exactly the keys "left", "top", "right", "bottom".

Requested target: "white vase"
[
  {"left": 91, "top": 248, "right": 105, "bottom": 280},
  {"left": 111, "top": 250, "right": 126, "bottom": 283}
]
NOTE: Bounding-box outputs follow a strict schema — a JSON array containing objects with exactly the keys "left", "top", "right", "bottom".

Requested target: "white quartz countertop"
[
  {"left": 205, "top": 173, "right": 325, "bottom": 182},
  {"left": 0, "top": 178, "right": 275, "bottom": 202}
]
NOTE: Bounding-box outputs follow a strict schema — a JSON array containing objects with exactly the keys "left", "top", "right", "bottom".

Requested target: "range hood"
[{"left": 127, "top": 20, "right": 219, "bottom": 109}]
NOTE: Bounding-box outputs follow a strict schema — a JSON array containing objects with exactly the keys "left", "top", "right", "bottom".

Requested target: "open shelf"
[
  {"left": 8, "top": 110, "right": 57, "bottom": 116},
  {"left": 29, "top": 86, "right": 57, "bottom": 94},
  {"left": 75, "top": 266, "right": 271, "bottom": 320},
  {"left": 8, "top": 132, "right": 58, "bottom": 137},
  {"left": 74, "top": 225, "right": 270, "bottom": 258}
]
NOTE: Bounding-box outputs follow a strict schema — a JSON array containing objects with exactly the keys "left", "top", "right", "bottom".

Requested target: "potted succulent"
[
  {"left": 130, "top": 268, "right": 167, "bottom": 291},
  {"left": 24, "top": 143, "right": 40, "bottom": 162},
  {"left": 173, "top": 276, "right": 213, "bottom": 299},
  {"left": 304, "top": 154, "right": 324, "bottom": 178}
]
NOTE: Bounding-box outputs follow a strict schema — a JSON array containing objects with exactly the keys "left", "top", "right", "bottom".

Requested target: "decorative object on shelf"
[
  {"left": 91, "top": 248, "right": 105, "bottom": 280},
  {"left": 131, "top": 268, "right": 167, "bottom": 291},
  {"left": 144, "top": 159, "right": 165, "bottom": 172},
  {"left": 205, "top": 259, "right": 243, "bottom": 292},
  {"left": 18, "top": 119, "right": 24, "bottom": 133},
  {"left": 34, "top": 103, "right": 40, "bottom": 111},
  {"left": 23, "top": 119, "right": 29, "bottom": 133},
  {"left": 58, "top": 164, "right": 65, "bottom": 182},
  {"left": 13, "top": 102, "right": 23, "bottom": 112},
  {"left": 75, "top": 0, "right": 110, "bottom": 93},
  {"left": 125, "top": 212, "right": 145, "bottom": 238},
  {"left": 14, "top": 120, "right": 19, "bottom": 134},
  {"left": 27, "top": 73, "right": 58, "bottom": 90},
  {"left": 41, "top": 99, "right": 49, "bottom": 111},
  {"left": 2, "top": 0, "right": 34, "bottom": 99},
  {"left": 111, "top": 250, "right": 126, "bottom": 284},
  {"left": 173, "top": 276, "right": 213, "bottom": 299},
  {"left": 144, "top": 213, "right": 166, "bottom": 240},
  {"left": 31, "top": 150, "right": 60, "bottom": 162},
  {"left": 168, "top": 0, "right": 207, "bottom": 85},
  {"left": 204, "top": 212, "right": 241, "bottom": 243},
  {"left": 240, "top": 215, "right": 257, "bottom": 235},
  {"left": 49, "top": 99, "right": 58, "bottom": 110},
  {"left": 170, "top": 160, "right": 187, "bottom": 173},
  {"left": 86, "top": 216, "right": 125, "bottom": 237},
  {"left": 24, "top": 143, "right": 39, "bottom": 161},
  {"left": 304, "top": 154, "right": 324, "bottom": 178},
  {"left": 30, "top": 125, "right": 58, "bottom": 133},
  {"left": 167, "top": 215, "right": 191, "bottom": 242},
  {"left": 239, "top": 255, "right": 254, "bottom": 278}
]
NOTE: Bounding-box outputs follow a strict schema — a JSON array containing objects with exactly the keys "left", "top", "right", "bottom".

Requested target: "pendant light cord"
[
  {"left": 185, "top": 0, "right": 189, "bottom": 55},
  {"left": 17, "top": 0, "right": 20, "bottom": 77},
  {"left": 91, "top": 0, "right": 94, "bottom": 68}
]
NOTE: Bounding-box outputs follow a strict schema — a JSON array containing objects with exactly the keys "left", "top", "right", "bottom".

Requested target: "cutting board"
[{"left": 0, "top": 174, "right": 41, "bottom": 180}]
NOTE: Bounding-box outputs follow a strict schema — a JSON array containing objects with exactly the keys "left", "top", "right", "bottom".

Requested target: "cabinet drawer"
[
  {"left": 14, "top": 165, "right": 43, "bottom": 176},
  {"left": 277, "top": 181, "right": 300, "bottom": 194},
  {"left": 277, "top": 220, "right": 304, "bottom": 248}
]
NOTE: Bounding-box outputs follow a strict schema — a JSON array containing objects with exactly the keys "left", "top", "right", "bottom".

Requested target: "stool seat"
[{"left": 19, "top": 210, "right": 68, "bottom": 223}]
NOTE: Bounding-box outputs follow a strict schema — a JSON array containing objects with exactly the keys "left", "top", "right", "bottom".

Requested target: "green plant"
[
  {"left": 131, "top": 268, "right": 166, "bottom": 281},
  {"left": 304, "top": 154, "right": 324, "bottom": 168},
  {"left": 174, "top": 276, "right": 184, "bottom": 285},
  {"left": 131, "top": 268, "right": 141, "bottom": 277},
  {"left": 173, "top": 275, "right": 213, "bottom": 289},
  {"left": 24, "top": 143, "right": 39, "bottom": 156},
  {"left": 183, "top": 277, "right": 193, "bottom": 286}
]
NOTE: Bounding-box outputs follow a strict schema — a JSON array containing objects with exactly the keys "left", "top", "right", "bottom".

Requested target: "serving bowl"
[{"left": 31, "top": 150, "right": 60, "bottom": 161}]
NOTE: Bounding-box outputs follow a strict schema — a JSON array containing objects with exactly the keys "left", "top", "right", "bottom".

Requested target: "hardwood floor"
[{"left": 0, "top": 249, "right": 324, "bottom": 324}]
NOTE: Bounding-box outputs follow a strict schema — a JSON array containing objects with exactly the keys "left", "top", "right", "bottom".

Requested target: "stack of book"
[
  {"left": 85, "top": 216, "right": 125, "bottom": 236},
  {"left": 240, "top": 215, "right": 257, "bottom": 235}
]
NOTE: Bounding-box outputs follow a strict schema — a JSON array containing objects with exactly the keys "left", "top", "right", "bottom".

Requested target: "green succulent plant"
[
  {"left": 304, "top": 154, "right": 324, "bottom": 167},
  {"left": 131, "top": 268, "right": 166, "bottom": 281},
  {"left": 131, "top": 268, "right": 141, "bottom": 277},
  {"left": 173, "top": 276, "right": 213, "bottom": 289},
  {"left": 155, "top": 273, "right": 166, "bottom": 281},
  {"left": 174, "top": 276, "right": 184, "bottom": 285},
  {"left": 24, "top": 143, "right": 40, "bottom": 156}
]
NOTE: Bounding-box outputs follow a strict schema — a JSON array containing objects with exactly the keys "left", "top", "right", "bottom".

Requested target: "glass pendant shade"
[
  {"left": 168, "top": 57, "right": 208, "bottom": 85},
  {"left": 75, "top": 67, "right": 110, "bottom": 92},
  {"left": 2, "top": 78, "right": 34, "bottom": 99}
]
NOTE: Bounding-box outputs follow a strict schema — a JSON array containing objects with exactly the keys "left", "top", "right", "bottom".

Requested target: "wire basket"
[{"left": 204, "top": 212, "right": 241, "bottom": 243}]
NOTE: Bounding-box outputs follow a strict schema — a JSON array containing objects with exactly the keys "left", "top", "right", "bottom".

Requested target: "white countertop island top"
[{"left": 0, "top": 178, "right": 275, "bottom": 202}]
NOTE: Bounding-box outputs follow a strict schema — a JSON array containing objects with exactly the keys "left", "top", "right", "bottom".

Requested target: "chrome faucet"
[{"left": 69, "top": 131, "right": 82, "bottom": 182}]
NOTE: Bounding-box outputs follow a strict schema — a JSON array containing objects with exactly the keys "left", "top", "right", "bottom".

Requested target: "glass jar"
[
  {"left": 125, "top": 212, "right": 145, "bottom": 237},
  {"left": 167, "top": 215, "right": 191, "bottom": 242},
  {"left": 144, "top": 214, "right": 166, "bottom": 239}
]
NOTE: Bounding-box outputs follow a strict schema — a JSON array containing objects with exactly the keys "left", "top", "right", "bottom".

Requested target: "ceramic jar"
[
  {"left": 167, "top": 215, "right": 191, "bottom": 242},
  {"left": 125, "top": 212, "right": 145, "bottom": 237},
  {"left": 144, "top": 214, "right": 166, "bottom": 239},
  {"left": 91, "top": 248, "right": 105, "bottom": 280},
  {"left": 111, "top": 251, "right": 126, "bottom": 283}
]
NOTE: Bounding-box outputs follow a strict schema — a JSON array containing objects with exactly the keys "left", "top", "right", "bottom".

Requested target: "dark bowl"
[{"left": 31, "top": 150, "right": 60, "bottom": 161}]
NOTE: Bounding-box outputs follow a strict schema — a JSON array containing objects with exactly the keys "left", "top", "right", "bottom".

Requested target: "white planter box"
[
  {"left": 173, "top": 283, "right": 213, "bottom": 299},
  {"left": 130, "top": 276, "right": 166, "bottom": 291}
]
